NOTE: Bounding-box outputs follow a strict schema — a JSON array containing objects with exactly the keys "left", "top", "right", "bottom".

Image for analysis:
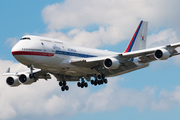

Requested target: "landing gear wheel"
[
  {"left": 81, "top": 83, "right": 84, "bottom": 88},
  {"left": 84, "top": 82, "right": 88, "bottom": 87},
  {"left": 29, "top": 73, "right": 36, "bottom": 79},
  {"left": 100, "top": 80, "right": 103, "bottom": 84},
  {"left": 102, "top": 74, "right": 105, "bottom": 79},
  {"left": 77, "top": 82, "right": 81, "bottom": 87},
  {"left": 65, "top": 86, "right": 69, "bottom": 91},
  {"left": 97, "top": 75, "right": 102, "bottom": 79},
  {"left": 91, "top": 80, "right": 94, "bottom": 85},
  {"left": 59, "top": 81, "right": 63, "bottom": 86},
  {"left": 77, "top": 78, "right": 88, "bottom": 88},
  {"left": 29, "top": 74, "right": 32, "bottom": 79},
  {"left": 61, "top": 86, "right": 65, "bottom": 91},
  {"left": 94, "top": 80, "right": 97, "bottom": 86},
  {"left": 98, "top": 80, "right": 101, "bottom": 85},
  {"left": 104, "top": 79, "right": 108, "bottom": 84},
  {"left": 62, "top": 81, "right": 66, "bottom": 86},
  {"left": 95, "top": 79, "right": 98, "bottom": 84}
]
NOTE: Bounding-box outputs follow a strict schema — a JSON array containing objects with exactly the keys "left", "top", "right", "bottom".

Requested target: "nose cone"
[
  {"left": 11, "top": 42, "right": 21, "bottom": 56},
  {"left": 11, "top": 41, "right": 30, "bottom": 65}
]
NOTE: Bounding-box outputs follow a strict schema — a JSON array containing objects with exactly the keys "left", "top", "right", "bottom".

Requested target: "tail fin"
[{"left": 124, "top": 20, "right": 148, "bottom": 52}]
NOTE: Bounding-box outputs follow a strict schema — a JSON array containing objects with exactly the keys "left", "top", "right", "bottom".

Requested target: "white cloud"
[
  {"left": 151, "top": 86, "right": 180, "bottom": 111},
  {"left": 3, "top": 0, "right": 180, "bottom": 119},
  {"left": 147, "top": 29, "right": 179, "bottom": 48},
  {"left": 40, "top": 27, "right": 121, "bottom": 48},
  {"left": 42, "top": 0, "right": 180, "bottom": 30},
  {"left": 40, "top": 0, "right": 180, "bottom": 48},
  {"left": 1, "top": 59, "right": 180, "bottom": 119}
]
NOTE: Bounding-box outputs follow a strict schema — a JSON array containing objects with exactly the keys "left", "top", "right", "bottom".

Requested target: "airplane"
[{"left": 2, "top": 20, "right": 180, "bottom": 91}]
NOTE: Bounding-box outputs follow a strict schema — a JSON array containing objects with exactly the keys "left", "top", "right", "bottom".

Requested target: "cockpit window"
[{"left": 20, "top": 37, "right": 31, "bottom": 40}]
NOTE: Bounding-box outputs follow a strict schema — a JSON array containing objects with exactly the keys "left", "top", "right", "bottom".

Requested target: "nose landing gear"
[{"left": 27, "top": 64, "right": 37, "bottom": 81}]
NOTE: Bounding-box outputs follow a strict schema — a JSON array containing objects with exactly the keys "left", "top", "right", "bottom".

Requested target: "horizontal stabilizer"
[{"left": 2, "top": 69, "right": 41, "bottom": 76}]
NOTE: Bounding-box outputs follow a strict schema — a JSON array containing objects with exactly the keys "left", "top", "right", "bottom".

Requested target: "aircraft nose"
[{"left": 11, "top": 42, "right": 21, "bottom": 56}]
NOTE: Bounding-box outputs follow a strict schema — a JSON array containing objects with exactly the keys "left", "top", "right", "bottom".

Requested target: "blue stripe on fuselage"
[{"left": 55, "top": 50, "right": 97, "bottom": 58}]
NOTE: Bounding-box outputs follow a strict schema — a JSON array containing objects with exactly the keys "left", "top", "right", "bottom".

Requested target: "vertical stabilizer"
[{"left": 124, "top": 20, "right": 148, "bottom": 52}]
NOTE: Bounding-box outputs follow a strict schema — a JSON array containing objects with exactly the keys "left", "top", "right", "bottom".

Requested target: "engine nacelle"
[
  {"left": 103, "top": 58, "right": 120, "bottom": 69},
  {"left": 6, "top": 76, "right": 20, "bottom": 87},
  {"left": 154, "top": 49, "right": 171, "bottom": 60},
  {"left": 19, "top": 74, "right": 36, "bottom": 85}
]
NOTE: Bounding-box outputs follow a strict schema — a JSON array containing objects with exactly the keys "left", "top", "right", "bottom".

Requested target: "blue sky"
[{"left": 1, "top": 0, "right": 180, "bottom": 120}]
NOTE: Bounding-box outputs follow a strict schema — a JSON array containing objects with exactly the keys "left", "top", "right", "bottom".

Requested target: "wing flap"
[{"left": 70, "top": 56, "right": 110, "bottom": 68}]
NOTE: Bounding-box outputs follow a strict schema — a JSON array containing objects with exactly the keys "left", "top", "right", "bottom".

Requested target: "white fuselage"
[{"left": 12, "top": 35, "right": 148, "bottom": 77}]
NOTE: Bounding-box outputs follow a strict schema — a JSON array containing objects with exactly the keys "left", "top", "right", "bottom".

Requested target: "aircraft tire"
[
  {"left": 61, "top": 86, "right": 65, "bottom": 91},
  {"left": 91, "top": 80, "right": 94, "bottom": 85},
  {"left": 100, "top": 80, "right": 103, "bottom": 84},
  {"left": 95, "top": 79, "right": 98, "bottom": 84},
  {"left": 81, "top": 83, "right": 84, "bottom": 88},
  {"left": 94, "top": 82, "right": 97, "bottom": 86},
  {"left": 59, "top": 81, "right": 63, "bottom": 86},
  {"left": 104, "top": 79, "right": 108, "bottom": 84},
  {"left": 102, "top": 74, "right": 105, "bottom": 79},
  {"left": 98, "top": 80, "right": 101, "bottom": 85},
  {"left": 29, "top": 73, "right": 36, "bottom": 79},
  {"left": 84, "top": 82, "right": 88, "bottom": 87},
  {"left": 65, "top": 86, "right": 69, "bottom": 91},
  {"left": 77, "top": 82, "right": 81, "bottom": 87},
  {"left": 97, "top": 75, "right": 102, "bottom": 79},
  {"left": 62, "top": 81, "right": 66, "bottom": 86}
]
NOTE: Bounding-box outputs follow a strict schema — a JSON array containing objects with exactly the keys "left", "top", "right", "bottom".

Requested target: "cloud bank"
[
  {"left": 3, "top": 0, "right": 180, "bottom": 119},
  {"left": 40, "top": 0, "right": 180, "bottom": 48},
  {"left": 1, "top": 59, "right": 180, "bottom": 119}
]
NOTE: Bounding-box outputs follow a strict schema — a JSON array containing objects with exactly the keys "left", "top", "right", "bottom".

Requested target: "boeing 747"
[{"left": 3, "top": 21, "right": 180, "bottom": 91}]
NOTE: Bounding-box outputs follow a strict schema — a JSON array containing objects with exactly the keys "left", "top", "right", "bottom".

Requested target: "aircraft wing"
[
  {"left": 70, "top": 56, "right": 108, "bottom": 68},
  {"left": 122, "top": 43, "right": 180, "bottom": 60},
  {"left": 70, "top": 43, "right": 180, "bottom": 68}
]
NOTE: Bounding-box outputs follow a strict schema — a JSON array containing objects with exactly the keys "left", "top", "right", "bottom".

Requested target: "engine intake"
[
  {"left": 103, "top": 58, "right": 120, "bottom": 69},
  {"left": 154, "top": 49, "right": 171, "bottom": 60},
  {"left": 6, "top": 76, "right": 20, "bottom": 87},
  {"left": 19, "top": 74, "right": 36, "bottom": 84}
]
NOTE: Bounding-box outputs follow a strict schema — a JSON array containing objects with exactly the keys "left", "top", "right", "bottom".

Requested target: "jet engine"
[
  {"left": 154, "top": 49, "right": 171, "bottom": 60},
  {"left": 103, "top": 58, "right": 120, "bottom": 69},
  {"left": 19, "top": 74, "right": 36, "bottom": 84},
  {"left": 6, "top": 76, "right": 20, "bottom": 87}
]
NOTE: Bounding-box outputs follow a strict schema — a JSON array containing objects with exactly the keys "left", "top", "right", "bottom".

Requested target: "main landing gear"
[
  {"left": 91, "top": 74, "right": 108, "bottom": 86},
  {"left": 58, "top": 74, "right": 108, "bottom": 91},
  {"left": 77, "top": 78, "right": 88, "bottom": 88},
  {"left": 59, "top": 81, "right": 69, "bottom": 91}
]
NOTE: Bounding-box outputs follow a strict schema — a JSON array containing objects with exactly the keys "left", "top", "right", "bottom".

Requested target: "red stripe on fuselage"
[{"left": 12, "top": 51, "right": 54, "bottom": 57}]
